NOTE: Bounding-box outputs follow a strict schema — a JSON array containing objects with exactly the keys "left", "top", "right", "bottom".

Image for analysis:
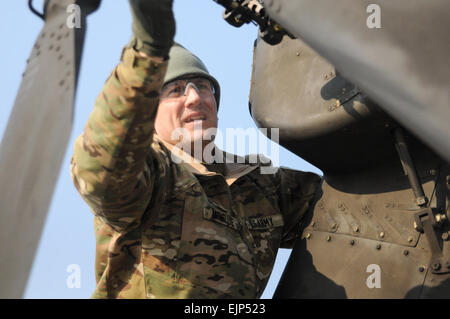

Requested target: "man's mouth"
[{"left": 183, "top": 114, "right": 207, "bottom": 123}]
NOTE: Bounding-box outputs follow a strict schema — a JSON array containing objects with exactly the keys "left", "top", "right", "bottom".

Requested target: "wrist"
[{"left": 128, "top": 36, "right": 172, "bottom": 60}]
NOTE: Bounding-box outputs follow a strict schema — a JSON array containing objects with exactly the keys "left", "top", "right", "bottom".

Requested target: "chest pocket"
[
  {"left": 173, "top": 182, "right": 261, "bottom": 298},
  {"left": 204, "top": 197, "right": 285, "bottom": 284},
  {"left": 247, "top": 213, "right": 284, "bottom": 283}
]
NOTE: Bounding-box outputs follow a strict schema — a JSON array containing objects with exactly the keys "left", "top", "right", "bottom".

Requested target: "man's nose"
[{"left": 184, "top": 84, "right": 202, "bottom": 108}]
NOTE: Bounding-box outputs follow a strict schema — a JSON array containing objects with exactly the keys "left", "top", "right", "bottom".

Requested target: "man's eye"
[
  {"left": 194, "top": 81, "right": 210, "bottom": 90},
  {"left": 167, "top": 86, "right": 183, "bottom": 96}
]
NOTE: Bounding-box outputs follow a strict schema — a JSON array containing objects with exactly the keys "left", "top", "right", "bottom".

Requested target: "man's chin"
[{"left": 183, "top": 123, "right": 216, "bottom": 139}]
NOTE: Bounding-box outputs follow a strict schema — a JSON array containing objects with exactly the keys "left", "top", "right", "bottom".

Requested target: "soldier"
[{"left": 70, "top": 0, "right": 321, "bottom": 298}]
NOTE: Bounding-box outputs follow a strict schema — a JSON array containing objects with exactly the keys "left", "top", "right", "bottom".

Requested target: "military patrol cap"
[{"left": 164, "top": 43, "right": 221, "bottom": 109}]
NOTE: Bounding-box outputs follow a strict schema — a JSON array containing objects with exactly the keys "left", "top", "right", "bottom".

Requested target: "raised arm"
[{"left": 70, "top": 0, "right": 175, "bottom": 232}]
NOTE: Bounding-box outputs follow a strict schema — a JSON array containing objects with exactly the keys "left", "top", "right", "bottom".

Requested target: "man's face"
[{"left": 155, "top": 77, "right": 218, "bottom": 150}]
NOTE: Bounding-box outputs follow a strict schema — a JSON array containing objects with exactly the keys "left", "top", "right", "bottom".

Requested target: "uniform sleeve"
[
  {"left": 277, "top": 168, "right": 322, "bottom": 248},
  {"left": 70, "top": 47, "right": 168, "bottom": 232}
]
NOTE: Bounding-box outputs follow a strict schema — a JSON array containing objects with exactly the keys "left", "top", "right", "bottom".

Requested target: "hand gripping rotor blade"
[
  {"left": 265, "top": 0, "right": 450, "bottom": 162},
  {"left": 0, "top": 0, "right": 100, "bottom": 298}
]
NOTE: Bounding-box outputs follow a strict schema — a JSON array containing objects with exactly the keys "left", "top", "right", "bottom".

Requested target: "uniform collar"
[{"left": 154, "top": 134, "right": 259, "bottom": 185}]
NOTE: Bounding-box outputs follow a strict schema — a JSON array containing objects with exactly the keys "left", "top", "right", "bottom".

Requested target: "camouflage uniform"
[{"left": 71, "top": 47, "right": 321, "bottom": 299}]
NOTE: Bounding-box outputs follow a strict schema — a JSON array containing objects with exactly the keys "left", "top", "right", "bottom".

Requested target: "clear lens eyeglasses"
[{"left": 160, "top": 77, "right": 215, "bottom": 100}]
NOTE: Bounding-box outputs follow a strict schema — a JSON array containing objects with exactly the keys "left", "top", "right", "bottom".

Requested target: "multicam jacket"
[{"left": 71, "top": 47, "right": 321, "bottom": 299}]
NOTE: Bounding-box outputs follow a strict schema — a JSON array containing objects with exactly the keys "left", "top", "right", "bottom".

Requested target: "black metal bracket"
[
  {"left": 213, "top": 0, "right": 295, "bottom": 45},
  {"left": 414, "top": 207, "right": 449, "bottom": 274}
]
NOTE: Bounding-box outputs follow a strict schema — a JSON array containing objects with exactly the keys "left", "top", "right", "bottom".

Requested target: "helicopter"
[
  {"left": 0, "top": 0, "right": 449, "bottom": 298},
  {"left": 218, "top": 0, "right": 450, "bottom": 297}
]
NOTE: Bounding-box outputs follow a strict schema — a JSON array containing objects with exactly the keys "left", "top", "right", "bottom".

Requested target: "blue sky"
[{"left": 1, "top": 1, "right": 321, "bottom": 299}]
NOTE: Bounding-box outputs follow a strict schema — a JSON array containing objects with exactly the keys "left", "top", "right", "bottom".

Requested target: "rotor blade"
[
  {"left": 265, "top": 0, "right": 450, "bottom": 162},
  {"left": 0, "top": 0, "right": 100, "bottom": 298}
]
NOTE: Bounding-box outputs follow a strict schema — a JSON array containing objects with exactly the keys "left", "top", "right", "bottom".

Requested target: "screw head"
[
  {"left": 403, "top": 250, "right": 409, "bottom": 256},
  {"left": 326, "top": 236, "right": 331, "bottom": 242},
  {"left": 408, "top": 236, "right": 414, "bottom": 243},
  {"left": 305, "top": 233, "right": 311, "bottom": 239},
  {"left": 416, "top": 197, "right": 426, "bottom": 206},
  {"left": 353, "top": 225, "right": 360, "bottom": 233},
  {"left": 432, "top": 262, "right": 441, "bottom": 271},
  {"left": 418, "top": 266, "right": 425, "bottom": 272},
  {"left": 379, "top": 232, "right": 385, "bottom": 239},
  {"left": 350, "top": 240, "right": 355, "bottom": 246},
  {"left": 376, "top": 244, "right": 382, "bottom": 250}
]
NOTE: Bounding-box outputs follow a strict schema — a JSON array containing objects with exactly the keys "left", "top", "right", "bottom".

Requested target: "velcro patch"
[
  {"left": 203, "top": 207, "right": 241, "bottom": 231},
  {"left": 246, "top": 214, "right": 284, "bottom": 230}
]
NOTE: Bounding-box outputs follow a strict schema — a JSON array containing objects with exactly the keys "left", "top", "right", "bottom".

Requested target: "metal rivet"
[
  {"left": 350, "top": 240, "right": 355, "bottom": 246},
  {"left": 326, "top": 236, "right": 331, "bottom": 242},
  {"left": 353, "top": 225, "right": 360, "bottom": 233},
  {"left": 403, "top": 250, "right": 409, "bottom": 256},
  {"left": 418, "top": 266, "right": 425, "bottom": 272},
  {"left": 376, "top": 244, "right": 382, "bottom": 250},
  {"left": 408, "top": 236, "right": 414, "bottom": 243},
  {"left": 305, "top": 233, "right": 311, "bottom": 239},
  {"left": 296, "top": 51, "right": 301, "bottom": 56},
  {"left": 379, "top": 232, "right": 385, "bottom": 239},
  {"left": 311, "top": 221, "right": 315, "bottom": 227},
  {"left": 432, "top": 262, "right": 441, "bottom": 271}
]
